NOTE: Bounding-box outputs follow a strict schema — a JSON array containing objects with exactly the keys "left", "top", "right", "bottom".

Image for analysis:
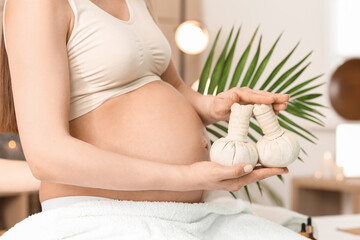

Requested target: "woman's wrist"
[
  {"left": 159, "top": 164, "right": 200, "bottom": 191},
  {"left": 198, "top": 94, "right": 217, "bottom": 126}
]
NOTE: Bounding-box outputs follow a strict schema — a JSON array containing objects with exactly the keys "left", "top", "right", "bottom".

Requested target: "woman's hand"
[
  {"left": 205, "top": 87, "right": 290, "bottom": 125},
  {"left": 187, "top": 161, "right": 288, "bottom": 192}
]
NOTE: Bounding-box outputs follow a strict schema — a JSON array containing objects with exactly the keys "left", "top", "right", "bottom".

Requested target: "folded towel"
[
  {"left": 0, "top": 197, "right": 308, "bottom": 240},
  {"left": 204, "top": 190, "right": 310, "bottom": 233},
  {"left": 249, "top": 202, "right": 314, "bottom": 233}
]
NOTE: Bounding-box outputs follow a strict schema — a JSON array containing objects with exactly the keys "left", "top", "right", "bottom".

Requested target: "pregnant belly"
[{"left": 39, "top": 80, "right": 210, "bottom": 203}]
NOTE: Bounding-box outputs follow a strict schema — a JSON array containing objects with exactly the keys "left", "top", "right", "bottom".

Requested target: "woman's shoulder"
[
  {"left": 3, "top": 0, "right": 73, "bottom": 46},
  {"left": 4, "top": 0, "right": 71, "bottom": 15},
  {"left": 3, "top": 0, "right": 72, "bottom": 31}
]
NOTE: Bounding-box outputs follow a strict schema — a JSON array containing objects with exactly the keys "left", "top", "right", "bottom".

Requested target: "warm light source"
[
  {"left": 8, "top": 140, "right": 16, "bottom": 149},
  {"left": 321, "top": 150, "right": 336, "bottom": 179},
  {"left": 335, "top": 0, "right": 360, "bottom": 56},
  {"left": 175, "top": 20, "right": 209, "bottom": 55},
  {"left": 336, "top": 124, "right": 360, "bottom": 177},
  {"left": 314, "top": 171, "right": 323, "bottom": 180}
]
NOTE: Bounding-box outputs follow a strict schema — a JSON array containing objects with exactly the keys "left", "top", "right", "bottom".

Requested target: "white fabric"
[
  {"left": 41, "top": 196, "right": 111, "bottom": 212},
  {"left": 204, "top": 190, "right": 310, "bottom": 234},
  {"left": 1, "top": 197, "right": 308, "bottom": 240},
  {"left": 247, "top": 203, "right": 311, "bottom": 233}
]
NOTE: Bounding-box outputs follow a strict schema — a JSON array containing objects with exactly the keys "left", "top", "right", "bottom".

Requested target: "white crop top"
[{"left": 3, "top": 0, "right": 172, "bottom": 121}]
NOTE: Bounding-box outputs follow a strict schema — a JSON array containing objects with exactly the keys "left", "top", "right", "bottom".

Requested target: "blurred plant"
[{"left": 196, "top": 26, "right": 326, "bottom": 205}]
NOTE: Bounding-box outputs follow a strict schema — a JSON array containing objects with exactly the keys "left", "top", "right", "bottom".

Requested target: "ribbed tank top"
[{"left": 3, "top": 0, "right": 172, "bottom": 121}]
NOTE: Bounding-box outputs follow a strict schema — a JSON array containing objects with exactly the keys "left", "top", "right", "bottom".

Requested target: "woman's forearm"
[
  {"left": 30, "top": 135, "right": 192, "bottom": 191},
  {"left": 0, "top": 159, "right": 40, "bottom": 192}
]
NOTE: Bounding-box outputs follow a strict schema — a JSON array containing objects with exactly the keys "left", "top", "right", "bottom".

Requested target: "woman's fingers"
[
  {"left": 253, "top": 90, "right": 290, "bottom": 104},
  {"left": 191, "top": 161, "right": 289, "bottom": 192},
  {"left": 215, "top": 163, "right": 254, "bottom": 181},
  {"left": 241, "top": 167, "right": 287, "bottom": 184},
  {"left": 232, "top": 87, "right": 290, "bottom": 106},
  {"left": 273, "top": 103, "right": 287, "bottom": 112},
  {"left": 191, "top": 161, "right": 255, "bottom": 190},
  {"left": 235, "top": 88, "right": 275, "bottom": 105},
  {"left": 274, "top": 93, "right": 290, "bottom": 103},
  {"left": 253, "top": 165, "right": 288, "bottom": 172},
  {"left": 220, "top": 167, "right": 288, "bottom": 192}
]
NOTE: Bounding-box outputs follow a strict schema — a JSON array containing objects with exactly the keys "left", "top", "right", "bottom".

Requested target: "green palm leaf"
[
  {"left": 290, "top": 82, "right": 326, "bottom": 98},
  {"left": 260, "top": 42, "right": 300, "bottom": 90},
  {"left": 301, "top": 101, "right": 328, "bottom": 108},
  {"left": 208, "top": 27, "right": 235, "bottom": 94},
  {"left": 249, "top": 33, "right": 282, "bottom": 89},
  {"left": 217, "top": 27, "right": 241, "bottom": 93},
  {"left": 296, "top": 93, "right": 323, "bottom": 101},
  {"left": 261, "top": 182, "right": 284, "bottom": 206},
  {"left": 277, "top": 113, "right": 318, "bottom": 140},
  {"left": 249, "top": 120, "right": 263, "bottom": 136},
  {"left": 206, "top": 127, "right": 223, "bottom": 139},
  {"left": 286, "top": 74, "right": 324, "bottom": 94},
  {"left": 198, "top": 28, "right": 222, "bottom": 93},
  {"left": 256, "top": 181, "right": 263, "bottom": 195},
  {"left": 278, "top": 119, "right": 316, "bottom": 144},
  {"left": 248, "top": 132, "right": 258, "bottom": 143},
  {"left": 199, "top": 26, "right": 325, "bottom": 202},
  {"left": 286, "top": 104, "right": 325, "bottom": 126},
  {"left": 241, "top": 36, "right": 262, "bottom": 87},
  {"left": 244, "top": 185, "right": 252, "bottom": 202},
  {"left": 291, "top": 100, "right": 326, "bottom": 117},
  {"left": 267, "top": 51, "right": 312, "bottom": 92},
  {"left": 229, "top": 27, "right": 259, "bottom": 89},
  {"left": 213, "top": 122, "right": 228, "bottom": 133},
  {"left": 230, "top": 192, "right": 237, "bottom": 199},
  {"left": 301, "top": 148, "right": 308, "bottom": 156},
  {"left": 275, "top": 62, "right": 311, "bottom": 93}
]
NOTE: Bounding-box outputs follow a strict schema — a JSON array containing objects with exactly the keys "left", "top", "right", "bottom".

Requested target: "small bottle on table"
[{"left": 306, "top": 217, "right": 317, "bottom": 240}]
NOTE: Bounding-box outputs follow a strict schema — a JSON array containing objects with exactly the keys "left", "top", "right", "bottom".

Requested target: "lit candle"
[
  {"left": 335, "top": 166, "right": 345, "bottom": 182},
  {"left": 314, "top": 171, "right": 323, "bottom": 180},
  {"left": 321, "top": 150, "right": 335, "bottom": 179}
]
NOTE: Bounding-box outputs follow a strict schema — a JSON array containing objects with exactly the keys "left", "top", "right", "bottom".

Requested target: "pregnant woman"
[{"left": 0, "top": 0, "right": 306, "bottom": 239}]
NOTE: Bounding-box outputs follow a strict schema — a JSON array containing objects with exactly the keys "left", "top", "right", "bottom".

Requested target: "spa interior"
[{"left": 1, "top": 0, "right": 360, "bottom": 239}]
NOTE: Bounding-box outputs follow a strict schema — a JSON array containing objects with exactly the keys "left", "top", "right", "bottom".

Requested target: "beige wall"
[{"left": 151, "top": 0, "right": 202, "bottom": 85}]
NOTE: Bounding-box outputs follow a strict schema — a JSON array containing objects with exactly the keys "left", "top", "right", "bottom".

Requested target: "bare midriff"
[{"left": 39, "top": 80, "right": 210, "bottom": 203}]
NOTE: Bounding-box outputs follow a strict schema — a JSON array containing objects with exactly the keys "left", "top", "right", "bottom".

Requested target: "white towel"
[
  {"left": 204, "top": 190, "right": 310, "bottom": 233},
  {"left": 247, "top": 202, "right": 312, "bottom": 232},
  {"left": 0, "top": 197, "right": 308, "bottom": 240}
]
